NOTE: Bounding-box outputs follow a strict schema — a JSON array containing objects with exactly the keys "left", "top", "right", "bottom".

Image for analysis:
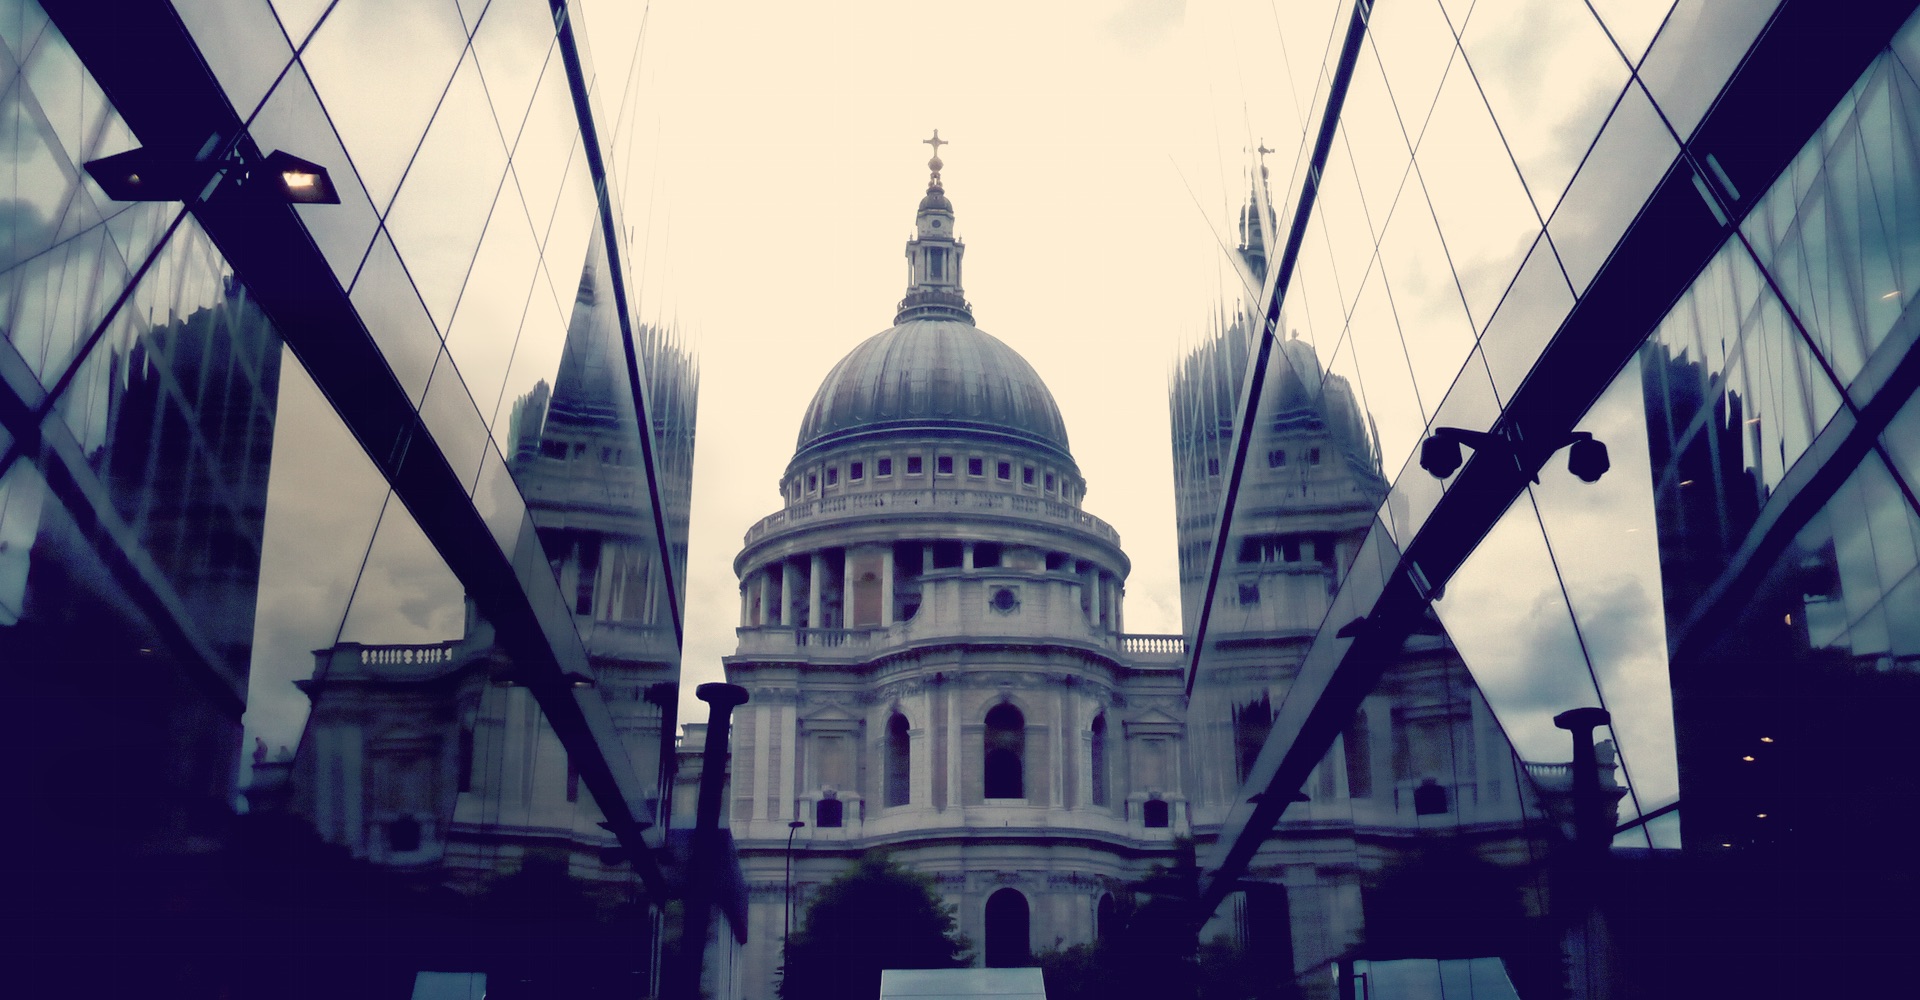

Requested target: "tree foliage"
[
  {"left": 778, "top": 851, "right": 971, "bottom": 1000},
  {"left": 1038, "top": 840, "right": 1302, "bottom": 1000}
]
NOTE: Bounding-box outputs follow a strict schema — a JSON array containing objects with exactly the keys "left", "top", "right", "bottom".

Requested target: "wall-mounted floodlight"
[
  {"left": 83, "top": 145, "right": 214, "bottom": 201},
  {"left": 260, "top": 150, "right": 339, "bottom": 204},
  {"left": 1419, "top": 425, "right": 1609, "bottom": 484},
  {"left": 84, "top": 143, "right": 338, "bottom": 205}
]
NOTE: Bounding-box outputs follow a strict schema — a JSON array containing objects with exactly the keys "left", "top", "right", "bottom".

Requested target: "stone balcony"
[
  {"left": 732, "top": 620, "right": 1186, "bottom": 666},
  {"left": 742, "top": 487, "right": 1121, "bottom": 548}
]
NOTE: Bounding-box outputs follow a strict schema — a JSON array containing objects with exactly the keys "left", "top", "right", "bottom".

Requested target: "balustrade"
[{"left": 743, "top": 487, "right": 1121, "bottom": 546}]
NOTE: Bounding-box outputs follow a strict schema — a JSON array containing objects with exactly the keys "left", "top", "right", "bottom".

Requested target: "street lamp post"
[{"left": 783, "top": 819, "right": 806, "bottom": 970}]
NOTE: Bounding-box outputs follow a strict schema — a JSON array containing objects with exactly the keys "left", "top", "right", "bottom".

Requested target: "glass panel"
[
  {"left": 1460, "top": 0, "right": 1628, "bottom": 218},
  {"left": 384, "top": 52, "right": 510, "bottom": 331},
  {"left": 442, "top": 176, "right": 539, "bottom": 431},
  {"left": 1673, "top": 450, "right": 1920, "bottom": 883},
  {"left": 1639, "top": 239, "right": 1853, "bottom": 621},
  {"left": 542, "top": 145, "right": 598, "bottom": 271},
  {"left": 52, "top": 213, "right": 239, "bottom": 460},
  {"left": 1366, "top": 0, "right": 1459, "bottom": 146},
  {"left": 513, "top": 227, "right": 686, "bottom": 658},
  {"left": 1385, "top": 347, "right": 1499, "bottom": 542},
  {"left": 1549, "top": 80, "right": 1679, "bottom": 295},
  {"left": 1479, "top": 233, "right": 1575, "bottom": 404},
  {"left": 472, "top": 441, "right": 529, "bottom": 558},
  {"left": 1289, "top": 214, "right": 1344, "bottom": 357},
  {"left": 488, "top": 258, "right": 566, "bottom": 455},
  {"left": 267, "top": 0, "right": 332, "bottom": 48},
  {"left": 454, "top": 0, "right": 488, "bottom": 36},
  {"left": 334, "top": 487, "right": 468, "bottom": 645},
  {"left": 1315, "top": 129, "right": 1375, "bottom": 318},
  {"left": 1742, "top": 53, "right": 1920, "bottom": 398},
  {"left": 48, "top": 225, "right": 283, "bottom": 685},
  {"left": 1413, "top": 59, "right": 1541, "bottom": 332},
  {"left": 1434, "top": 493, "right": 1614, "bottom": 772},
  {"left": 1637, "top": 0, "right": 1777, "bottom": 141},
  {"left": 299, "top": 0, "right": 468, "bottom": 212},
  {"left": 1340, "top": 43, "right": 1414, "bottom": 242},
  {"left": 246, "top": 62, "right": 380, "bottom": 287},
  {"left": 420, "top": 348, "right": 490, "bottom": 494},
  {"left": 172, "top": 0, "right": 294, "bottom": 120},
  {"left": 349, "top": 229, "right": 442, "bottom": 405},
  {"left": 242, "top": 344, "right": 391, "bottom": 771},
  {"left": 15, "top": 6, "right": 112, "bottom": 172},
  {"left": 471, "top": 0, "right": 556, "bottom": 144},
  {"left": 1720, "top": 252, "right": 1845, "bottom": 498},
  {"left": 1588, "top": 0, "right": 1675, "bottom": 65},
  {"left": 508, "top": 54, "right": 579, "bottom": 239},
  {"left": 0, "top": 13, "right": 156, "bottom": 390},
  {"left": 1879, "top": 390, "right": 1920, "bottom": 494},
  {"left": 1377, "top": 180, "right": 1477, "bottom": 418},
  {"left": 0, "top": 460, "right": 246, "bottom": 864},
  {"left": 1345, "top": 260, "right": 1424, "bottom": 480},
  {"left": 1529, "top": 354, "right": 1677, "bottom": 828}
]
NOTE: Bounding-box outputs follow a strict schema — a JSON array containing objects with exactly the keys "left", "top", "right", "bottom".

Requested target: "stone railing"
[
  {"left": 734, "top": 625, "right": 1185, "bottom": 660},
  {"left": 1118, "top": 634, "right": 1188, "bottom": 655},
  {"left": 734, "top": 626, "right": 883, "bottom": 655},
  {"left": 743, "top": 488, "right": 1121, "bottom": 547},
  {"left": 358, "top": 642, "right": 462, "bottom": 666}
]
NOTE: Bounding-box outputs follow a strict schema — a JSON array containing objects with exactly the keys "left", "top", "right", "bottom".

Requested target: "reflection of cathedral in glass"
[
  {"left": 1169, "top": 162, "right": 1606, "bottom": 989},
  {"left": 267, "top": 229, "right": 698, "bottom": 912}
]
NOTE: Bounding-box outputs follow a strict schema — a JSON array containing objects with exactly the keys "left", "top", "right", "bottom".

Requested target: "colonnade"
[{"left": 739, "top": 540, "right": 1123, "bottom": 633}]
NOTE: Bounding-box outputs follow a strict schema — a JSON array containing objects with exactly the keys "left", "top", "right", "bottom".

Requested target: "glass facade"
[
  {"left": 8, "top": 0, "right": 1919, "bottom": 997},
  {"left": 2, "top": 0, "right": 698, "bottom": 995},
  {"left": 1179, "top": 1, "right": 1920, "bottom": 997}
]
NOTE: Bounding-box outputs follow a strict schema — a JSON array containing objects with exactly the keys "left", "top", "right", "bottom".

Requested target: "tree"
[{"left": 778, "top": 850, "right": 971, "bottom": 1000}]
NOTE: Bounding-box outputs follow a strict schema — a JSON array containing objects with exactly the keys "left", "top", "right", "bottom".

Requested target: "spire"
[
  {"left": 896, "top": 130, "right": 973, "bottom": 324},
  {"left": 1238, "top": 142, "right": 1276, "bottom": 280}
]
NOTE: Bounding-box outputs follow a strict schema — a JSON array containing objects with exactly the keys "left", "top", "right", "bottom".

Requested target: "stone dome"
[{"left": 793, "top": 319, "right": 1072, "bottom": 463}]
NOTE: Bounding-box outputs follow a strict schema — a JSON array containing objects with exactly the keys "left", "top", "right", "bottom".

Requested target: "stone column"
[
  {"left": 809, "top": 552, "right": 824, "bottom": 628},
  {"left": 881, "top": 546, "right": 896, "bottom": 627},
  {"left": 843, "top": 548, "right": 855, "bottom": 626},
  {"left": 963, "top": 541, "right": 975, "bottom": 570},
  {"left": 758, "top": 567, "right": 774, "bottom": 627},
  {"left": 1088, "top": 570, "right": 1103, "bottom": 630},
  {"left": 781, "top": 560, "right": 800, "bottom": 626},
  {"left": 739, "top": 585, "right": 750, "bottom": 627}
]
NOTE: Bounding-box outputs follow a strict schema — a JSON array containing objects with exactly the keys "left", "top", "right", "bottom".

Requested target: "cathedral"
[
  {"left": 705, "top": 138, "right": 1193, "bottom": 992},
  {"left": 700, "top": 144, "right": 1599, "bottom": 999}
]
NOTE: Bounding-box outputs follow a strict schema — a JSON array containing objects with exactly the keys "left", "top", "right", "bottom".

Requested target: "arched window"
[
  {"left": 1233, "top": 692, "right": 1275, "bottom": 784},
  {"left": 1097, "top": 892, "right": 1118, "bottom": 942},
  {"left": 984, "top": 704, "right": 1025, "bottom": 799},
  {"left": 886, "top": 712, "right": 911, "bottom": 806},
  {"left": 1143, "top": 797, "right": 1170, "bottom": 828},
  {"left": 985, "top": 888, "right": 1031, "bottom": 967},
  {"left": 817, "top": 796, "right": 843, "bottom": 828},
  {"left": 1090, "top": 714, "right": 1108, "bottom": 807},
  {"left": 1343, "top": 709, "right": 1372, "bottom": 798}
]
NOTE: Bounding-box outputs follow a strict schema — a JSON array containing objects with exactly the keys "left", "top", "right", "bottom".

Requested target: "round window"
[{"left": 990, "top": 588, "right": 1020, "bottom": 613}]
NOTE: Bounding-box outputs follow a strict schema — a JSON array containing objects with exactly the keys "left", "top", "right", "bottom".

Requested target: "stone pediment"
[
  {"left": 800, "top": 702, "right": 862, "bottom": 725},
  {"left": 1132, "top": 706, "right": 1183, "bottom": 726}
]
